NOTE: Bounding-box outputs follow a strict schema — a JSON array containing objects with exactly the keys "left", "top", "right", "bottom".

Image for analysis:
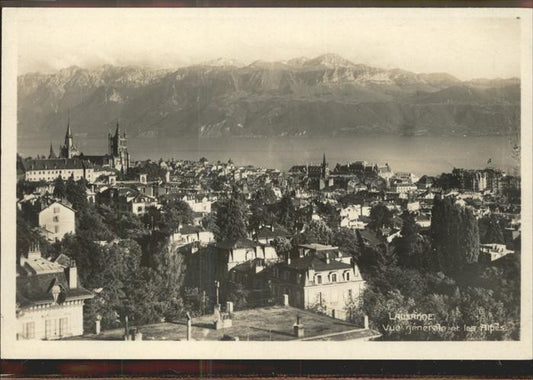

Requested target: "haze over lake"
[{"left": 18, "top": 135, "right": 519, "bottom": 177}]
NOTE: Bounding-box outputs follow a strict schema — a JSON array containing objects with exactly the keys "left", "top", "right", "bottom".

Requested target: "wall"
[
  {"left": 39, "top": 203, "right": 75, "bottom": 240},
  {"left": 17, "top": 301, "right": 86, "bottom": 340},
  {"left": 26, "top": 168, "right": 94, "bottom": 183},
  {"left": 304, "top": 280, "right": 366, "bottom": 320}
]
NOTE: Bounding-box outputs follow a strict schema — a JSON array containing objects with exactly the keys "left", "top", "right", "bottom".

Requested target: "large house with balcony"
[
  {"left": 267, "top": 244, "right": 365, "bottom": 320},
  {"left": 16, "top": 244, "right": 94, "bottom": 340}
]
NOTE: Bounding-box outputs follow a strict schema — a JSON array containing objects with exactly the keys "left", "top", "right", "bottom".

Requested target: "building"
[
  {"left": 16, "top": 244, "right": 93, "bottom": 340},
  {"left": 38, "top": 200, "right": 76, "bottom": 241},
  {"left": 253, "top": 226, "right": 289, "bottom": 245},
  {"left": 108, "top": 122, "right": 131, "bottom": 172},
  {"left": 479, "top": 243, "right": 514, "bottom": 262},
  {"left": 183, "top": 195, "right": 212, "bottom": 214},
  {"left": 22, "top": 158, "right": 95, "bottom": 183},
  {"left": 170, "top": 225, "right": 214, "bottom": 247},
  {"left": 214, "top": 238, "right": 279, "bottom": 272},
  {"left": 20, "top": 197, "right": 76, "bottom": 241},
  {"left": 268, "top": 244, "right": 366, "bottom": 320},
  {"left": 118, "top": 191, "right": 159, "bottom": 216},
  {"left": 391, "top": 182, "right": 418, "bottom": 194},
  {"left": 289, "top": 153, "right": 332, "bottom": 190}
]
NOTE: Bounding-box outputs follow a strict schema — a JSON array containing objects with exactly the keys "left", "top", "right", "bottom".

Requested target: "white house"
[
  {"left": 269, "top": 244, "right": 365, "bottom": 320},
  {"left": 214, "top": 238, "right": 279, "bottom": 271},
  {"left": 38, "top": 201, "right": 76, "bottom": 241},
  {"left": 16, "top": 245, "right": 94, "bottom": 340}
]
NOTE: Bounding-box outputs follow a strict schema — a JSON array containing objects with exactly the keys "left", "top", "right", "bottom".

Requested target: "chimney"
[
  {"left": 28, "top": 242, "right": 41, "bottom": 259},
  {"left": 293, "top": 316, "right": 304, "bottom": 338},
  {"left": 325, "top": 253, "right": 330, "bottom": 264},
  {"left": 364, "top": 315, "right": 369, "bottom": 329},
  {"left": 68, "top": 260, "right": 78, "bottom": 289},
  {"left": 283, "top": 294, "right": 289, "bottom": 306},
  {"left": 287, "top": 252, "right": 291, "bottom": 265}
]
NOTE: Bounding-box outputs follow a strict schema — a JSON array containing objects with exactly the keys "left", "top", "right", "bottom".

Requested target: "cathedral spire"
[
  {"left": 322, "top": 152, "right": 327, "bottom": 167},
  {"left": 49, "top": 143, "right": 56, "bottom": 159},
  {"left": 115, "top": 120, "right": 120, "bottom": 137},
  {"left": 65, "top": 117, "right": 72, "bottom": 139}
]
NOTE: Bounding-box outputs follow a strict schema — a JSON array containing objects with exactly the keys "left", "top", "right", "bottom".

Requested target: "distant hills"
[{"left": 17, "top": 53, "right": 520, "bottom": 140}]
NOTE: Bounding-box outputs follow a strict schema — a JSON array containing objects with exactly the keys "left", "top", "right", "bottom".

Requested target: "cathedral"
[
  {"left": 108, "top": 122, "right": 131, "bottom": 172},
  {"left": 49, "top": 120, "right": 131, "bottom": 172}
]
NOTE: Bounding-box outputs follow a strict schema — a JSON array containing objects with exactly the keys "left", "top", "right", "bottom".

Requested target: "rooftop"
[
  {"left": 70, "top": 305, "right": 379, "bottom": 341},
  {"left": 214, "top": 238, "right": 260, "bottom": 250},
  {"left": 23, "top": 158, "right": 94, "bottom": 171}
]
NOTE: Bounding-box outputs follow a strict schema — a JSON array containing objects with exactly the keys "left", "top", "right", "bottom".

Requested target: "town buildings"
[{"left": 16, "top": 134, "right": 521, "bottom": 340}]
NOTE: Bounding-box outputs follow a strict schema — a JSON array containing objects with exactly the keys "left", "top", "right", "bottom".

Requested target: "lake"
[{"left": 18, "top": 135, "right": 520, "bottom": 177}]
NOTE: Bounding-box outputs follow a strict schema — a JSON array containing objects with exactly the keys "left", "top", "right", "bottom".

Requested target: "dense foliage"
[{"left": 345, "top": 197, "right": 520, "bottom": 341}]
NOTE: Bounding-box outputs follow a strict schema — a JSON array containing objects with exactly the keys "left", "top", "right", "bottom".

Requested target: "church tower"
[
  {"left": 48, "top": 143, "right": 57, "bottom": 159},
  {"left": 59, "top": 119, "right": 80, "bottom": 159},
  {"left": 321, "top": 152, "right": 329, "bottom": 180},
  {"left": 108, "top": 121, "right": 130, "bottom": 172}
]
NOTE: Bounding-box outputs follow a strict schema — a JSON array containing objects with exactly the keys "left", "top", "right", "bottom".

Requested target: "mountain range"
[{"left": 17, "top": 54, "right": 520, "bottom": 140}]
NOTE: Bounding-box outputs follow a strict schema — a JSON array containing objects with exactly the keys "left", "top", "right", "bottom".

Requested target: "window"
[
  {"left": 331, "top": 273, "right": 337, "bottom": 282},
  {"left": 45, "top": 319, "right": 58, "bottom": 339},
  {"left": 344, "top": 271, "right": 351, "bottom": 281},
  {"left": 53, "top": 207, "right": 60, "bottom": 214},
  {"left": 22, "top": 322, "right": 35, "bottom": 339},
  {"left": 316, "top": 275, "right": 322, "bottom": 284},
  {"left": 53, "top": 216, "right": 59, "bottom": 222},
  {"left": 54, "top": 226, "right": 59, "bottom": 233},
  {"left": 59, "top": 317, "right": 69, "bottom": 336},
  {"left": 137, "top": 206, "right": 143, "bottom": 212}
]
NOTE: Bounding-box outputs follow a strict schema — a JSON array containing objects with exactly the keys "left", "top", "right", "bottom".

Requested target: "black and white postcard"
[{"left": 1, "top": 7, "right": 531, "bottom": 360}]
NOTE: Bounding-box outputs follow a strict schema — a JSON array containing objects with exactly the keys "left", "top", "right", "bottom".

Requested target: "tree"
[
  {"left": 53, "top": 176, "right": 66, "bottom": 199},
  {"left": 333, "top": 228, "right": 362, "bottom": 260},
  {"left": 224, "top": 281, "right": 249, "bottom": 311},
  {"left": 277, "top": 193, "right": 296, "bottom": 230},
  {"left": 271, "top": 237, "right": 292, "bottom": 258},
  {"left": 315, "top": 201, "right": 341, "bottom": 230},
  {"left": 431, "top": 196, "right": 480, "bottom": 274},
  {"left": 478, "top": 214, "right": 505, "bottom": 244},
  {"left": 65, "top": 176, "right": 87, "bottom": 212},
  {"left": 368, "top": 203, "right": 393, "bottom": 232},
  {"left": 214, "top": 190, "right": 248, "bottom": 241},
  {"left": 248, "top": 188, "right": 277, "bottom": 233},
  {"left": 160, "top": 195, "right": 194, "bottom": 230},
  {"left": 394, "top": 212, "right": 433, "bottom": 270},
  {"left": 300, "top": 220, "right": 333, "bottom": 245},
  {"left": 78, "top": 206, "right": 115, "bottom": 242}
]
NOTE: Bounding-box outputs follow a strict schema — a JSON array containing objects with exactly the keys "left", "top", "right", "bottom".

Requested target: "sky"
[{"left": 10, "top": 8, "right": 522, "bottom": 80}]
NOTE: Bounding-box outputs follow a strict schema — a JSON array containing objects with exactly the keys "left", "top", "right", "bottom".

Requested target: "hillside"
[{"left": 17, "top": 54, "right": 520, "bottom": 140}]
